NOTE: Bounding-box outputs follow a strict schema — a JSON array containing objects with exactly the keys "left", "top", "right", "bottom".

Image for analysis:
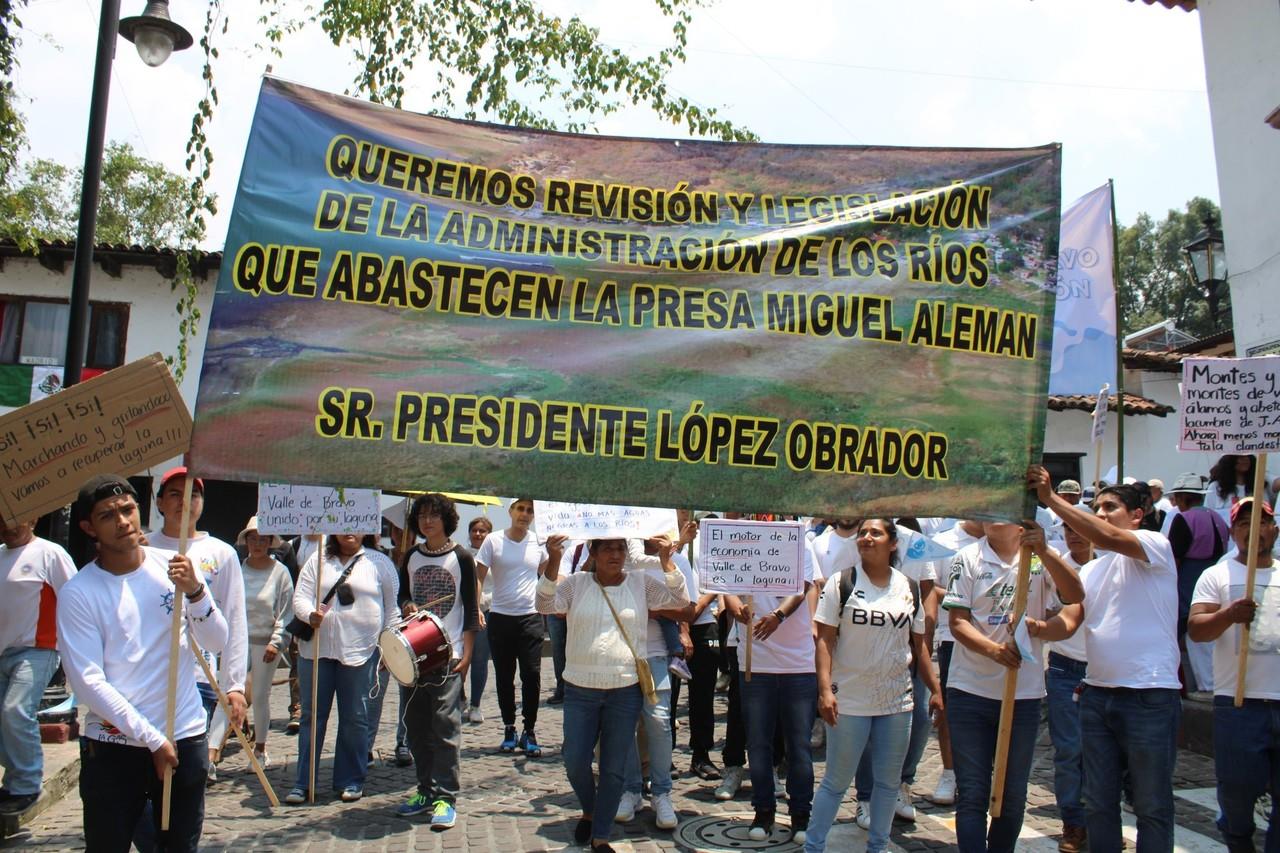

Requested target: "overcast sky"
[{"left": 14, "top": 0, "right": 1216, "bottom": 248}]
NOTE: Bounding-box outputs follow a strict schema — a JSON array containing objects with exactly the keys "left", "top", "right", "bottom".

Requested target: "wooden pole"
[
  {"left": 990, "top": 544, "right": 1032, "bottom": 819},
  {"left": 744, "top": 595, "right": 753, "bottom": 683},
  {"left": 189, "top": 637, "right": 280, "bottom": 807},
  {"left": 308, "top": 534, "right": 324, "bottom": 803},
  {"left": 160, "top": 474, "right": 194, "bottom": 831},
  {"left": 1234, "top": 454, "right": 1268, "bottom": 707}
]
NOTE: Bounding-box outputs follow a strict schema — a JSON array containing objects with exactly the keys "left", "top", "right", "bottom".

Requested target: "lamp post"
[
  {"left": 1181, "top": 212, "right": 1228, "bottom": 332},
  {"left": 62, "top": 1, "right": 192, "bottom": 389}
]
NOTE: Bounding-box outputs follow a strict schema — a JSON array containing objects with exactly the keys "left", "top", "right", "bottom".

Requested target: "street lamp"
[
  {"left": 1181, "top": 213, "right": 1229, "bottom": 332},
  {"left": 63, "top": 1, "right": 192, "bottom": 388}
]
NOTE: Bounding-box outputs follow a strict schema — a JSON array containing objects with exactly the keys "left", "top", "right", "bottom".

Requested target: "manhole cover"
[{"left": 671, "top": 813, "right": 802, "bottom": 852}]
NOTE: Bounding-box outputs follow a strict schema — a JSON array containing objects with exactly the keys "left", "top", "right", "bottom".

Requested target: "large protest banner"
[
  {"left": 190, "top": 78, "right": 1060, "bottom": 520},
  {"left": 1049, "top": 183, "right": 1116, "bottom": 395}
]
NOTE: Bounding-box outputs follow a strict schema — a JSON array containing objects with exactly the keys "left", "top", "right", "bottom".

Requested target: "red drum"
[{"left": 379, "top": 612, "right": 453, "bottom": 686}]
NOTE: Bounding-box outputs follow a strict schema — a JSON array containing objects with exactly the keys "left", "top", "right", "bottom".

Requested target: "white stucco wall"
[
  {"left": 1197, "top": 0, "right": 1280, "bottom": 356},
  {"left": 1, "top": 254, "right": 219, "bottom": 527}
]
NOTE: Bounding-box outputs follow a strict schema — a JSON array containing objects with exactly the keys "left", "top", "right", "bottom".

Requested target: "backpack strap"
[{"left": 836, "top": 565, "right": 857, "bottom": 637}]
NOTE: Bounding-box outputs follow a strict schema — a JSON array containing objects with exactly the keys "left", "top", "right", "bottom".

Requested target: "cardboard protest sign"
[
  {"left": 191, "top": 77, "right": 1061, "bottom": 520},
  {"left": 698, "top": 519, "right": 806, "bottom": 596},
  {"left": 256, "top": 483, "right": 382, "bottom": 534},
  {"left": 0, "top": 354, "right": 191, "bottom": 525},
  {"left": 1179, "top": 356, "right": 1280, "bottom": 453},
  {"left": 534, "top": 500, "right": 676, "bottom": 540}
]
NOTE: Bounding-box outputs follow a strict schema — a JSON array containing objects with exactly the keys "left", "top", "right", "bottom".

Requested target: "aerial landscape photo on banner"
[{"left": 190, "top": 77, "right": 1061, "bottom": 520}]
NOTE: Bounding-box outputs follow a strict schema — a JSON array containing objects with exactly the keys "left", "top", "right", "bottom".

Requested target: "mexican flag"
[{"left": 0, "top": 364, "right": 104, "bottom": 408}]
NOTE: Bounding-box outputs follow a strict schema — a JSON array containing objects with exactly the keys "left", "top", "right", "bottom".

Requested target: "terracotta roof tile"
[
  {"left": 1121, "top": 347, "right": 1184, "bottom": 372},
  {"left": 1129, "top": 0, "right": 1196, "bottom": 10},
  {"left": 1048, "top": 392, "right": 1174, "bottom": 417}
]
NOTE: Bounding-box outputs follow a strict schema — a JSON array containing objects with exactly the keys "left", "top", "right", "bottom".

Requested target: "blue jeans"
[
  {"left": 741, "top": 672, "right": 817, "bottom": 816},
  {"left": 548, "top": 615, "right": 567, "bottom": 695},
  {"left": 365, "top": 665, "right": 408, "bottom": 753},
  {"left": 806, "top": 711, "right": 911, "bottom": 853},
  {"left": 947, "top": 687, "right": 1041, "bottom": 853},
  {"left": 0, "top": 647, "right": 60, "bottom": 795},
  {"left": 562, "top": 682, "right": 643, "bottom": 844},
  {"left": 657, "top": 618, "right": 682, "bottom": 656},
  {"left": 624, "top": 657, "right": 673, "bottom": 797},
  {"left": 1080, "top": 686, "right": 1179, "bottom": 853},
  {"left": 1213, "top": 695, "right": 1280, "bottom": 852},
  {"left": 855, "top": 668, "right": 928, "bottom": 799},
  {"left": 295, "top": 654, "right": 375, "bottom": 792},
  {"left": 1046, "top": 652, "right": 1087, "bottom": 827},
  {"left": 469, "top": 617, "right": 491, "bottom": 707}
]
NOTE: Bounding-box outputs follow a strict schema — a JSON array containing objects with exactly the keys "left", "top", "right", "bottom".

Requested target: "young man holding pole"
[
  {"left": 147, "top": 468, "right": 248, "bottom": 783},
  {"left": 57, "top": 475, "right": 228, "bottom": 852},
  {"left": 1033, "top": 469, "right": 1181, "bottom": 853},
  {"left": 941, "top": 504, "right": 1083, "bottom": 853},
  {"left": 1188, "top": 496, "right": 1279, "bottom": 852}
]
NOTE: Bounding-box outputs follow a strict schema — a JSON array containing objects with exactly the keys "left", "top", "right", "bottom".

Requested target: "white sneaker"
[
  {"left": 855, "top": 799, "right": 871, "bottom": 830},
  {"left": 895, "top": 782, "right": 916, "bottom": 821},
  {"left": 461, "top": 705, "right": 470, "bottom": 723},
  {"left": 252, "top": 749, "right": 272, "bottom": 769},
  {"left": 469, "top": 706, "right": 485, "bottom": 725},
  {"left": 615, "top": 790, "right": 642, "bottom": 822},
  {"left": 809, "top": 718, "right": 826, "bottom": 749},
  {"left": 653, "top": 792, "right": 678, "bottom": 829},
  {"left": 931, "top": 768, "right": 956, "bottom": 805},
  {"left": 715, "top": 765, "right": 746, "bottom": 801}
]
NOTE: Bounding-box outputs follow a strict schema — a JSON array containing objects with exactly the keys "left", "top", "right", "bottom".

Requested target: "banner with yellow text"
[{"left": 190, "top": 78, "right": 1061, "bottom": 520}]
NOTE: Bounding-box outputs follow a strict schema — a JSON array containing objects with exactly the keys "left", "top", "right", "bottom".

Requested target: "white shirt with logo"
[
  {"left": 476, "top": 530, "right": 547, "bottom": 617},
  {"left": 932, "top": 524, "right": 981, "bottom": 644},
  {"left": 815, "top": 567, "right": 924, "bottom": 715},
  {"left": 1191, "top": 557, "right": 1280, "bottom": 699},
  {"left": 1082, "top": 529, "right": 1180, "bottom": 689},
  {"left": 57, "top": 548, "right": 227, "bottom": 750},
  {"left": 734, "top": 543, "right": 816, "bottom": 674},
  {"left": 0, "top": 537, "right": 76, "bottom": 652},
  {"left": 942, "top": 540, "right": 1056, "bottom": 701}
]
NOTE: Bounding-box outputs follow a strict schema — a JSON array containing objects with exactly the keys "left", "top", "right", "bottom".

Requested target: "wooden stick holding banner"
[
  {"left": 1235, "top": 454, "right": 1268, "bottom": 707},
  {"left": 1091, "top": 383, "right": 1110, "bottom": 490},
  {"left": 744, "top": 596, "right": 753, "bottom": 683},
  {"left": 990, "top": 543, "right": 1032, "bottom": 819},
  {"left": 161, "top": 474, "right": 195, "bottom": 831},
  {"left": 189, "top": 636, "right": 280, "bottom": 806},
  {"left": 309, "top": 532, "right": 323, "bottom": 804}
]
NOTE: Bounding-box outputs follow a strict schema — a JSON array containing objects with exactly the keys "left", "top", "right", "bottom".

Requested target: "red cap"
[
  {"left": 1230, "top": 496, "right": 1274, "bottom": 525},
  {"left": 157, "top": 466, "right": 204, "bottom": 497}
]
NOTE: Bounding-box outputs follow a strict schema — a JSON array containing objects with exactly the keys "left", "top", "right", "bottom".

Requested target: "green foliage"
[
  {"left": 258, "top": 0, "right": 755, "bottom": 141},
  {"left": 0, "top": 141, "right": 198, "bottom": 247},
  {"left": 0, "top": 1, "right": 27, "bottom": 188},
  {"left": 1117, "top": 196, "right": 1229, "bottom": 338}
]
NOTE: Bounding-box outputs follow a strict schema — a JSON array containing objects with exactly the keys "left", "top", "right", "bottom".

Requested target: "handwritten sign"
[
  {"left": 1179, "top": 356, "right": 1280, "bottom": 453},
  {"left": 0, "top": 354, "right": 191, "bottom": 526},
  {"left": 698, "top": 519, "right": 806, "bottom": 596},
  {"left": 534, "top": 500, "right": 677, "bottom": 540},
  {"left": 256, "top": 483, "right": 382, "bottom": 534}
]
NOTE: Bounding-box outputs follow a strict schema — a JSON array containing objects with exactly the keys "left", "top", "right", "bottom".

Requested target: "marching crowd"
[{"left": 0, "top": 451, "right": 1276, "bottom": 852}]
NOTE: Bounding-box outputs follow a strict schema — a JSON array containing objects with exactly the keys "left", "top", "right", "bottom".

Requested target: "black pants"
[
  {"left": 687, "top": 622, "right": 720, "bottom": 760},
  {"left": 721, "top": 645, "right": 747, "bottom": 768},
  {"left": 487, "top": 611, "right": 543, "bottom": 731},
  {"left": 81, "top": 735, "right": 208, "bottom": 853}
]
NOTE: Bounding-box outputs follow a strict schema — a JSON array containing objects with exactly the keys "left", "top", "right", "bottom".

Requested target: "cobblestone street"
[{"left": 8, "top": 663, "right": 1255, "bottom": 851}]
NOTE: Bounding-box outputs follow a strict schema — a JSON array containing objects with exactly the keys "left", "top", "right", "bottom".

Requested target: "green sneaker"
[
  {"left": 397, "top": 791, "right": 431, "bottom": 817},
  {"left": 430, "top": 800, "right": 457, "bottom": 830}
]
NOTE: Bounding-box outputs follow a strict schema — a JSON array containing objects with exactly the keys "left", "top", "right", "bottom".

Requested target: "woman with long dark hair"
[{"left": 286, "top": 532, "right": 398, "bottom": 804}]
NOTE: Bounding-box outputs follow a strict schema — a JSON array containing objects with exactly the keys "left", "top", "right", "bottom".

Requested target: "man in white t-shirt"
[
  {"left": 146, "top": 467, "right": 248, "bottom": 784},
  {"left": 0, "top": 518, "right": 76, "bottom": 815},
  {"left": 1188, "top": 497, "right": 1280, "bottom": 852},
  {"left": 724, "top": 535, "right": 819, "bottom": 845},
  {"left": 1033, "top": 467, "right": 1181, "bottom": 853},
  {"left": 475, "top": 498, "right": 548, "bottom": 756},
  {"left": 58, "top": 475, "right": 227, "bottom": 852},
  {"left": 941, "top": 507, "right": 1084, "bottom": 853}
]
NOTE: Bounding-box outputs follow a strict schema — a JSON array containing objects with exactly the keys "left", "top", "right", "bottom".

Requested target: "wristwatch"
[{"left": 773, "top": 608, "right": 787, "bottom": 622}]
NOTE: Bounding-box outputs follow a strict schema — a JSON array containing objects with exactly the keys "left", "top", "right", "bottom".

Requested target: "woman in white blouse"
[
  {"left": 286, "top": 534, "right": 398, "bottom": 805},
  {"left": 536, "top": 535, "right": 689, "bottom": 853}
]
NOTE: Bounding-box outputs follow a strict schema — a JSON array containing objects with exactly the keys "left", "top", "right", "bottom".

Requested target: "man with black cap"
[
  {"left": 57, "top": 474, "right": 228, "bottom": 852},
  {"left": 1189, "top": 496, "right": 1280, "bottom": 852},
  {"left": 147, "top": 467, "right": 247, "bottom": 783}
]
